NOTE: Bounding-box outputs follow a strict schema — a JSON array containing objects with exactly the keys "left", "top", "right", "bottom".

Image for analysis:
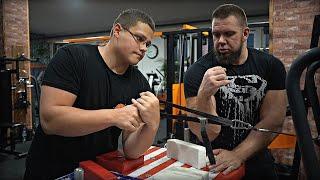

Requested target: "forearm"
[
  {"left": 188, "top": 96, "right": 221, "bottom": 142},
  {"left": 197, "top": 90, "right": 218, "bottom": 115},
  {"left": 233, "top": 119, "right": 282, "bottom": 161},
  {"left": 123, "top": 123, "right": 158, "bottom": 159},
  {"left": 41, "top": 106, "right": 116, "bottom": 137}
]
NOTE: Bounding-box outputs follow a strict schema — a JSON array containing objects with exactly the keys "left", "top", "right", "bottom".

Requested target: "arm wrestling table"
[{"left": 57, "top": 145, "right": 245, "bottom": 180}]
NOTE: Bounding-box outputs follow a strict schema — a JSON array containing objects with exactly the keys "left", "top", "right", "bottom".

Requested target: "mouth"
[
  {"left": 134, "top": 52, "right": 143, "bottom": 59},
  {"left": 218, "top": 49, "right": 230, "bottom": 54}
]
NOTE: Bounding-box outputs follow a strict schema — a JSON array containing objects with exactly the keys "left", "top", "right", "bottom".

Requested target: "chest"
[{"left": 75, "top": 64, "right": 144, "bottom": 109}]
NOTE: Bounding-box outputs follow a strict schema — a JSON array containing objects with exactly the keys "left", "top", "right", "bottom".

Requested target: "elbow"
[
  {"left": 275, "top": 122, "right": 284, "bottom": 132},
  {"left": 188, "top": 122, "right": 199, "bottom": 133},
  {"left": 40, "top": 110, "right": 55, "bottom": 135},
  {"left": 123, "top": 149, "right": 142, "bottom": 159},
  {"left": 125, "top": 154, "right": 141, "bottom": 160}
]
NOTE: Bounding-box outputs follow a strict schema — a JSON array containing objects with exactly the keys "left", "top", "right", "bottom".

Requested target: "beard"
[{"left": 214, "top": 43, "right": 243, "bottom": 66}]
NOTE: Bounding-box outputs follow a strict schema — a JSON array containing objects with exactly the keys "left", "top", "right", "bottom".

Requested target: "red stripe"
[
  {"left": 201, "top": 166, "right": 210, "bottom": 171},
  {"left": 182, "top": 164, "right": 192, "bottom": 168},
  {"left": 143, "top": 146, "right": 160, "bottom": 155},
  {"left": 143, "top": 151, "right": 167, "bottom": 166},
  {"left": 124, "top": 151, "right": 167, "bottom": 175},
  {"left": 138, "top": 159, "right": 177, "bottom": 179}
]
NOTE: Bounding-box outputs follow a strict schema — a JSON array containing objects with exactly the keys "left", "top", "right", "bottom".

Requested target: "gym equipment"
[
  {"left": 147, "top": 72, "right": 160, "bottom": 93},
  {"left": 281, "top": 14, "right": 320, "bottom": 180},
  {"left": 163, "top": 28, "right": 212, "bottom": 140},
  {"left": 286, "top": 47, "right": 320, "bottom": 180},
  {"left": 0, "top": 54, "right": 37, "bottom": 158}
]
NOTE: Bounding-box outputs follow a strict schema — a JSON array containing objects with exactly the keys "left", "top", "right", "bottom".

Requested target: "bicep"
[
  {"left": 40, "top": 85, "right": 77, "bottom": 110},
  {"left": 260, "top": 90, "right": 287, "bottom": 124}
]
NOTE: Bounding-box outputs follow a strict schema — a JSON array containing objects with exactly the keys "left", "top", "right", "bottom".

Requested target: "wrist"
[
  {"left": 106, "top": 109, "right": 118, "bottom": 127},
  {"left": 197, "top": 87, "right": 211, "bottom": 98},
  {"left": 145, "top": 120, "right": 159, "bottom": 131},
  {"left": 232, "top": 148, "right": 248, "bottom": 163}
]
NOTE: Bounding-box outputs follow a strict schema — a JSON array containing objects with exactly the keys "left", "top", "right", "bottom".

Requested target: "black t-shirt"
[
  {"left": 25, "top": 44, "right": 150, "bottom": 179},
  {"left": 184, "top": 48, "right": 286, "bottom": 150}
]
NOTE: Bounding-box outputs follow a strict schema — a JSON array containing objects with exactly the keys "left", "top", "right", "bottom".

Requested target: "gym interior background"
[{"left": 0, "top": 0, "right": 319, "bottom": 179}]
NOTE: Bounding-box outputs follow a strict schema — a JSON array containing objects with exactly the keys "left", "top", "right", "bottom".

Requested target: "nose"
[
  {"left": 139, "top": 42, "right": 148, "bottom": 52},
  {"left": 217, "top": 35, "right": 227, "bottom": 44}
]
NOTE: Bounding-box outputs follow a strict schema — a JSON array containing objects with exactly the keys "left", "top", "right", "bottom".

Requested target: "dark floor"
[{"left": 0, "top": 141, "right": 31, "bottom": 180}]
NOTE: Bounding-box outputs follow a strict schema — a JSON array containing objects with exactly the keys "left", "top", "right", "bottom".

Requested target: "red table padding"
[
  {"left": 96, "top": 151, "right": 144, "bottom": 174},
  {"left": 79, "top": 160, "right": 117, "bottom": 180},
  {"left": 215, "top": 164, "right": 245, "bottom": 180}
]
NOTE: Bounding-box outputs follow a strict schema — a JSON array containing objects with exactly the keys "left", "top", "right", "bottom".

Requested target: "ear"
[
  {"left": 112, "top": 23, "right": 122, "bottom": 38},
  {"left": 242, "top": 27, "right": 250, "bottom": 41}
]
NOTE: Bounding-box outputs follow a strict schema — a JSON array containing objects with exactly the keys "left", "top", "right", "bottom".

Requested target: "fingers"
[
  {"left": 132, "top": 98, "right": 145, "bottom": 110},
  {"left": 136, "top": 97, "right": 148, "bottom": 106},
  {"left": 124, "top": 123, "right": 137, "bottom": 132},
  {"left": 139, "top": 91, "right": 156, "bottom": 98},
  {"left": 208, "top": 67, "right": 227, "bottom": 76},
  {"left": 203, "top": 67, "right": 231, "bottom": 89},
  {"left": 207, "top": 66, "right": 227, "bottom": 78},
  {"left": 130, "top": 116, "right": 140, "bottom": 128},
  {"left": 212, "top": 74, "right": 228, "bottom": 81},
  {"left": 222, "top": 165, "right": 235, "bottom": 175},
  {"left": 216, "top": 80, "right": 231, "bottom": 87},
  {"left": 211, "top": 66, "right": 226, "bottom": 71},
  {"left": 133, "top": 91, "right": 159, "bottom": 109},
  {"left": 123, "top": 104, "right": 142, "bottom": 128},
  {"left": 213, "top": 161, "right": 228, "bottom": 173},
  {"left": 213, "top": 149, "right": 223, "bottom": 155}
]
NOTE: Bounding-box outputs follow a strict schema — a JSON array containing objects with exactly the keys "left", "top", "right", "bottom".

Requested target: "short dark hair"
[
  {"left": 113, "top": 9, "right": 155, "bottom": 32},
  {"left": 211, "top": 4, "right": 247, "bottom": 27}
]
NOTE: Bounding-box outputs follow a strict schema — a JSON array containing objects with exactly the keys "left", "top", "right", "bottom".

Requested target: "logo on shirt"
[{"left": 218, "top": 75, "right": 267, "bottom": 146}]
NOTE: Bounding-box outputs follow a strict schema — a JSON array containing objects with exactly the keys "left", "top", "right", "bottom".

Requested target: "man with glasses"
[
  {"left": 184, "top": 4, "right": 286, "bottom": 179},
  {"left": 25, "top": 9, "right": 160, "bottom": 179}
]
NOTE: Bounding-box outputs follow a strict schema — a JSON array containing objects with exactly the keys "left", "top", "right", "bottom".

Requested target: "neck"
[
  {"left": 233, "top": 45, "right": 248, "bottom": 65},
  {"left": 98, "top": 41, "right": 129, "bottom": 75}
]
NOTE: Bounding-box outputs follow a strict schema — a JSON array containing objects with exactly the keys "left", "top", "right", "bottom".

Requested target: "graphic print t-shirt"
[{"left": 184, "top": 48, "right": 286, "bottom": 150}]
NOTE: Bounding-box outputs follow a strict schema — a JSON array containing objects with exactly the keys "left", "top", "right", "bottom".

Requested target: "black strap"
[
  {"left": 159, "top": 100, "right": 233, "bottom": 126},
  {"left": 199, "top": 117, "right": 216, "bottom": 165}
]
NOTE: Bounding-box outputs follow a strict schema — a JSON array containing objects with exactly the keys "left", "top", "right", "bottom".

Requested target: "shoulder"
[
  {"left": 196, "top": 50, "right": 216, "bottom": 67},
  {"left": 185, "top": 50, "right": 215, "bottom": 76},
  {"left": 60, "top": 44, "right": 96, "bottom": 55},
  {"left": 249, "top": 48, "right": 281, "bottom": 62},
  {"left": 55, "top": 44, "right": 97, "bottom": 66},
  {"left": 249, "top": 48, "right": 284, "bottom": 67}
]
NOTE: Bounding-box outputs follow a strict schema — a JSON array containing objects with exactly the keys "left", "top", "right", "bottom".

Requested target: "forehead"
[
  {"left": 211, "top": 16, "right": 242, "bottom": 31},
  {"left": 129, "top": 21, "right": 154, "bottom": 39}
]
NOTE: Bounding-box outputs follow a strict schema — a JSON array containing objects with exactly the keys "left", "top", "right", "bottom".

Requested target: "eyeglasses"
[{"left": 122, "top": 27, "right": 152, "bottom": 48}]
